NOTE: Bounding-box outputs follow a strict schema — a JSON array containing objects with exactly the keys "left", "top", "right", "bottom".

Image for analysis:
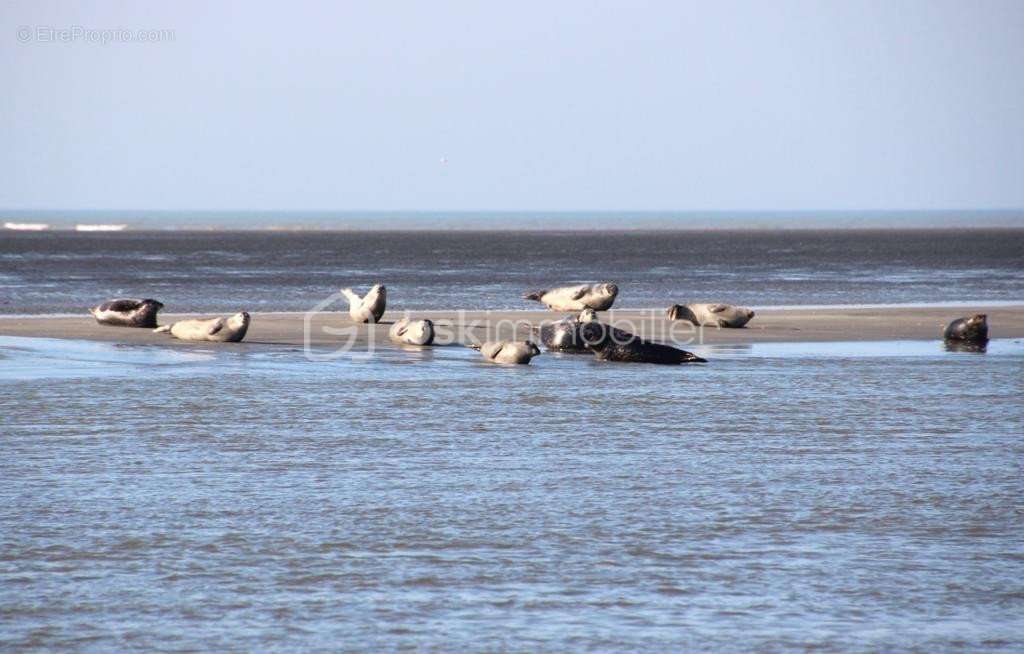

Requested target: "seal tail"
[
  {"left": 522, "top": 290, "right": 545, "bottom": 302},
  {"left": 340, "top": 287, "right": 361, "bottom": 307},
  {"left": 153, "top": 325, "right": 171, "bottom": 334}
]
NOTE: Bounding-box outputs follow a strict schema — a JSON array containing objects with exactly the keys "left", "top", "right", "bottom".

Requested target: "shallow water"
[
  {"left": 1, "top": 336, "right": 1022, "bottom": 650},
  {"left": 2, "top": 230, "right": 1022, "bottom": 314}
]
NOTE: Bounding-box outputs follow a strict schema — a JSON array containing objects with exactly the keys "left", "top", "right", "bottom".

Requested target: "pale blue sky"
[{"left": 2, "top": 0, "right": 1022, "bottom": 212}]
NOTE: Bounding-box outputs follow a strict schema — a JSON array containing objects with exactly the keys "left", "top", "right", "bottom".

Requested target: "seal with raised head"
[
  {"left": 89, "top": 298, "right": 164, "bottom": 328},
  {"left": 389, "top": 318, "right": 435, "bottom": 346},
  {"left": 154, "top": 312, "right": 251, "bottom": 342},
  {"left": 944, "top": 314, "right": 988, "bottom": 342},
  {"left": 533, "top": 308, "right": 598, "bottom": 353},
  {"left": 470, "top": 340, "right": 542, "bottom": 364},
  {"left": 523, "top": 283, "right": 618, "bottom": 312},
  {"left": 341, "top": 284, "right": 386, "bottom": 323},
  {"left": 667, "top": 303, "right": 755, "bottom": 328},
  {"left": 580, "top": 321, "right": 705, "bottom": 365}
]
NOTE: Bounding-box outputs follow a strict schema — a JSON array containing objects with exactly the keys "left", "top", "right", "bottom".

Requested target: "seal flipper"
[
  {"left": 207, "top": 318, "right": 225, "bottom": 336},
  {"left": 522, "top": 290, "right": 545, "bottom": 302},
  {"left": 340, "top": 288, "right": 362, "bottom": 309},
  {"left": 153, "top": 325, "right": 171, "bottom": 334}
]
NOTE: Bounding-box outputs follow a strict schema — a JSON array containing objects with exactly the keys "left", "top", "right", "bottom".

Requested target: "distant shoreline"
[
  {"left": 4, "top": 226, "right": 1024, "bottom": 234},
  {"left": 2, "top": 209, "right": 1022, "bottom": 231}
]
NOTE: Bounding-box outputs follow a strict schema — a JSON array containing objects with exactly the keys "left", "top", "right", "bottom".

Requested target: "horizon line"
[{"left": 4, "top": 208, "right": 1024, "bottom": 215}]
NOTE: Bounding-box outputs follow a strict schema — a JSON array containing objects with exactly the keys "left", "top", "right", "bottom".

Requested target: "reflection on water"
[
  {"left": 1, "top": 336, "right": 1023, "bottom": 650},
  {"left": 943, "top": 339, "right": 989, "bottom": 354}
]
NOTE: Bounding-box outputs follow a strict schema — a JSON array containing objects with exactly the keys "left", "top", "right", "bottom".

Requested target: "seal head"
[{"left": 943, "top": 314, "right": 988, "bottom": 342}]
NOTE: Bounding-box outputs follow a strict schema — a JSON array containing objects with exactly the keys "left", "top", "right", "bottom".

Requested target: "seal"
[
  {"left": 533, "top": 308, "right": 598, "bottom": 353},
  {"left": 943, "top": 314, "right": 988, "bottom": 342},
  {"left": 341, "top": 285, "right": 387, "bottom": 323},
  {"left": 389, "top": 318, "right": 435, "bottom": 346},
  {"left": 580, "top": 321, "right": 705, "bottom": 365},
  {"left": 89, "top": 298, "right": 164, "bottom": 328},
  {"left": 523, "top": 283, "right": 618, "bottom": 312},
  {"left": 154, "top": 312, "right": 251, "bottom": 342},
  {"left": 667, "top": 303, "right": 755, "bottom": 328},
  {"left": 470, "top": 340, "right": 542, "bottom": 364}
]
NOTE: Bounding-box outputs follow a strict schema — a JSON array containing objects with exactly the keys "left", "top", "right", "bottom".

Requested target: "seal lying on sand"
[
  {"left": 580, "top": 322, "right": 705, "bottom": 365},
  {"left": 523, "top": 283, "right": 618, "bottom": 312},
  {"left": 89, "top": 298, "right": 164, "bottom": 328},
  {"left": 667, "top": 303, "right": 755, "bottom": 328},
  {"left": 154, "top": 312, "right": 251, "bottom": 342},
  {"left": 533, "top": 308, "right": 598, "bottom": 352},
  {"left": 943, "top": 314, "right": 988, "bottom": 342},
  {"left": 341, "top": 285, "right": 386, "bottom": 323},
  {"left": 470, "top": 340, "right": 541, "bottom": 364},
  {"left": 389, "top": 318, "right": 435, "bottom": 346}
]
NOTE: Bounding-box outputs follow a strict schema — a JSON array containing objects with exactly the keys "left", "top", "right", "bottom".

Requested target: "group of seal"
[
  {"left": 89, "top": 298, "right": 251, "bottom": 343},
  {"left": 338, "top": 281, "right": 707, "bottom": 365},
  {"left": 88, "top": 284, "right": 993, "bottom": 364}
]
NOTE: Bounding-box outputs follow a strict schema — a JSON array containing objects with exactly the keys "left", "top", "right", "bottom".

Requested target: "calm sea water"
[
  {"left": 1, "top": 230, "right": 1021, "bottom": 314},
  {"left": 1, "top": 336, "right": 1022, "bottom": 650}
]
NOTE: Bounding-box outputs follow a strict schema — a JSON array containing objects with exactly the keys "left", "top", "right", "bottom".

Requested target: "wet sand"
[{"left": 1, "top": 305, "right": 1020, "bottom": 348}]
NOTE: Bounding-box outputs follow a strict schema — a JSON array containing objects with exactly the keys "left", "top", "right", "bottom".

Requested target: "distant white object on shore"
[
  {"left": 4, "top": 222, "right": 51, "bottom": 231},
  {"left": 76, "top": 224, "right": 128, "bottom": 232}
]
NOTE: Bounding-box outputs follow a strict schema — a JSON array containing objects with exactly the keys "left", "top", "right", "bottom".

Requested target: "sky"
[{"left": 2, "top": 0, "right": 1023, "bottom": 213}]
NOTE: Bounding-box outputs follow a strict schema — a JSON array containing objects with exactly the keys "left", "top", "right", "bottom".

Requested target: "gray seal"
[
  {"left": 943, "top": 314, "right": 988, "bottom": 342},
  {"left": 470, "top": 340, "right": 542, "bottom": 364},
  {"left": 580, "top": 321, "right": 705, "bottom": 365},
  {"left": 523, "top": 283, "right": 618, "bottom": 312},
  {"left": 389, "top": 318, "right": 435, "bottom": 346},
  {"left": 533, "top": 309, "right": 597, "bottom": 353},
  {"left": 667, "top": 303, "right": 755, "bottom": 328},
  {"left": 341, "top": 285, "right": 386, "bottom": 323},
  {"left": 89, "top": 298, "right": 164, "bottom": 328},
  {"left": 154, "top": 312, "right": 251, "bottom": 342}
]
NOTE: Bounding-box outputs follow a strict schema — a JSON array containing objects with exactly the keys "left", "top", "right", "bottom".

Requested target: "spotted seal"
[
  {"left": 341, "top": 285, "right": 387, "bottom": 323},
  {"left": 533, "top": 308, "right": 598, "bottom": 352},
  {"left": 89, "top": 298, "right": 164, "bottom": 328},
  {"left": 389, "top": 318, "right": 435, "bottom": 346},
  {"left": 580, "top": 321, "right": 705, "bottom": 365},
  {"left": 943, "top": 314, "right": 988, "bottom": 342},
  {"left": 667, "top": 303, "right": 755, "bottom": 328},
  {"left": 471, "top": 340, "right": 542, "bottom": 364},
  {"left": 154, "top": 312, "right": 251, "bottom": 342},
  {"left": 523, "top": 283, "right": 618, "bottom": 312}
]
